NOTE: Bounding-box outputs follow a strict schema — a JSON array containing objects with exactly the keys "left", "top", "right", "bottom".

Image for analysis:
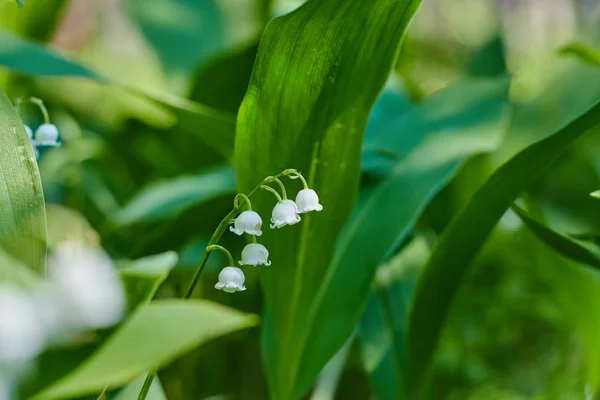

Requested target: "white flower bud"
[
  {"left": 0, "top": 285, "right": 45, "bottom": 366},
  {"left": 214, "top": 267, "right": 246, "bottom": 293},
  {"left": 47, "top": 242, "right": 125, "bottom": 330},
  {"left": 230, "top": 211, "right": 263, "bottom": 236},
  {"left": 239, "top": 243, "right": 271, "bottom": 266},
  {"left": 295, "top": 189, "right": 323, "bottom": 213},
  {"left": 35, "top": 123, "right": 60, "bottom": 147},
  {"left": 270, "top": 200, "right": 301, "bottom": 228}
]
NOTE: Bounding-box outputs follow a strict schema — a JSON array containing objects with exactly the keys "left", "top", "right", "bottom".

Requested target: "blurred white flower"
[
  {"left": 239, "top": 243, "right": 271, "bottom": 266},
  {"left": 0, "top": 285, "right": 45, "bottom": 366},
  {"left": 0, "top": 374, "right": 13, "bottom": 400},
  {"left": 229, "top": 211, "right": 263, "bottom": 236},
  {"left": 24, "top": 125, "right": 33, "bottom": 140},
  {"left": 34, "top": 123, "right": 60, "bottom": 147},
  {"left": 270, "top": 200, "right": 301, "bottom": 228},
  {"left": 47, "top": 242, "right": 125, "bottom": 331},
  {"left": 295, "top": 189, "right": 323, "bottom": 213},
  {"left": 214, "top": 267, "right": 246, "bottom": 293}
]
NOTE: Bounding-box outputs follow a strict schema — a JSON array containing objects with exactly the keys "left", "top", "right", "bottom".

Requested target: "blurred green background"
[{"left": 3, "top": 0, "right": 600, "bottom": 399}]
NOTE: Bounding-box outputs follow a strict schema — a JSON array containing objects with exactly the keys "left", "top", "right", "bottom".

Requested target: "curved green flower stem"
[
  {"left": 139, "top": 169, "right": 293, "bottom": 400},
  {"left": 261, "top": 185, "right": 283, "bottom": 203},
  {"left": 273, "top": 178, "right": 287, "bottom": 200},
  {"left": 29, "top": 97, "right": 50, "bottom": 124}
]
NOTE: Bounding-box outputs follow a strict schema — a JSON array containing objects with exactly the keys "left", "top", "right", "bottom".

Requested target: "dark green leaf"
[
  {"left": 0, "top": 31, "right": 236, "bottom": 158},
  {"left": 234, "top": 0, "right": 423, "bottom": 398},
  {"left": 359, "top": 237, "right": 429, "bottom": 400},
  {"left": 30, "top": 299, "right": 259, "bottom": 400},
  {"left": 512, "top": 204, "right": 600, "bottom": 269},
  {"left": 0, "top": 87, "right": 46, "bottom": 272},
  {"left": 118, "top": 251, "right": 179, "bottom": 310},
  {"left": 304, "top": 77, "right": 508, "bottom": 400},
  {"left": 113, "top": 165, "right": 236, "bottom": 226},
  {"left": 406, "top": 99, "right": 600, "bottom": 398}
]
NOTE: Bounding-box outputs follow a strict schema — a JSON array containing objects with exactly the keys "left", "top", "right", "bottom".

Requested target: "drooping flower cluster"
[
  {"left": 17, "top": 97, "right": 61, "bottom": 160},
  {"left": 214, "top": 170, "right": 323, "bottom": 293},
  {"left": 0, "top": 242, "right": 125, "bottom": 371}
]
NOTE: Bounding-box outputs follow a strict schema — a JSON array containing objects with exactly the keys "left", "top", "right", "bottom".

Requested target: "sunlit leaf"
[
  {"left": 406, "top": 99, "right": 600, "bottom": 398},
  {"left": 0, "top": 87, "right": 46, "bottom": 272},
  {"left": 30, "top": 300, "right": 259, "bottom": 400},
  {"left": 561, "top": 43, "right": 600, "bottom": 69},
  {"left": 118, "top": 251, "right": 179, "bottom": 310},
  {"left": 234, "top": 0, "right": 422, "bottom": 397}
]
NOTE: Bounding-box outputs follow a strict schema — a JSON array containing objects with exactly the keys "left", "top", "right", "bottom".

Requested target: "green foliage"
[
  {"left": 235, "top": 0, "right": 422, "bottom": 398},
  {"left": 31, "top": 300, "right": 258, "bottom": 400},
  {"left": 407, "top": 100, "right": 600, "bottom": 398},
  {"left": 0, "top": 88, "right": 46, "bottom": 272},
  {"left": 118, "top": 251, "right": 179, "bottom": 310},
  {"left": 0, "top": 31, "right": 236, "bottom": 158}
]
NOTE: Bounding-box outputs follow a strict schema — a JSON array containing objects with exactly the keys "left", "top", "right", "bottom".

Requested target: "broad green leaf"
[
  {"left": 561, "top": 43, "right": 600, "bottom": 69},
  {"left": 30, "top": 299, "right": 259, "bottom": 400},
  {"left": 234, "top": 0, "right": 422, "bottom": 398},
  {"left": 118, "top": 251, "right": 179, "bottom": 310},
  {"left": 113, "top": 165, "right": 236, "bottom": 226},
  {"left": 0, "top": 87, "right": 46, "bottom": 272},
  {"left": 111, "top": 373, "right": 166, "bottom": 400},
  {"left": 299, "top": 78, "right": 508, "bottom": 400},
  {"left": 512, "top": 205, "right": 600, "bottom": 269},
  {"left": 0, "top": 30, "right": 236, "bottom": 158},
  {"left": 406, "top": 99, "right": 600, "bottom": 398},
  {"left": 359, "top": 237, "right": 429, "bottom": 400}
]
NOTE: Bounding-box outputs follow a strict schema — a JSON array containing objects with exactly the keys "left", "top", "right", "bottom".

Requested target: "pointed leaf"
[
  {"left": 512, "top": 205, "right": 600, "bottom": 269},
  {"left": 0, "top": 87, "right": 46, "bottom": 272},
  {"left": 30, "top": 300, "right": 258, "bottom": 400},
  {"left": 118, "top": 251, "right": 179, "bottom": 310},
  {"left": 234, "top": 0, "right": 422, "bottom": 397},
  {"left": 406, "top": 100, "right": 600, "bottom": 398}
]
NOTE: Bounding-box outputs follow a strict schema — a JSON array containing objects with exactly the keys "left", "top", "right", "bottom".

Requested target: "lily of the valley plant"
[{"left": 137, "top": 168, "right": 323, "bottom": 399}]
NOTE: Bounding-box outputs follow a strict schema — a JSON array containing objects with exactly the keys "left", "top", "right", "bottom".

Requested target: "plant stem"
[
  {"left": 138, "top": 169, "right": 292, "bottom": 400},
  {"left": 261, "top": 185, "right": 283, "bottom": 202},
  {"left": 29, "top": 97, "right": 50, "bottom": 124}
]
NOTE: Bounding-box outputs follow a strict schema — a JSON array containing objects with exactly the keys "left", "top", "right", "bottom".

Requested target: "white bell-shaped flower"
[
  {"left": 214, "top": 267, "right": 246, "bottom": 293},
  {"left": 230, "top": 210, "right": 263, "bottom": 236},
  {"left": 47, "top": 241, "right": 126, "bottom": 331},
  {"left": 270, "top": 200, "right": 301, "bottom": 228},
  {"left": 239, "top": 243, "right": 271, "bottom": 266},
  {"left": 35, "top": 123, "right": 60, "bottom": 147},
  {"left": 295, "top": 189, "right": 323, "bottom": 213},
  {"left": 0, "top": 285, "right": 45, "bottom": 366},
  {"left": 24, "top": 125, "right": 33, "bottom": 140}
]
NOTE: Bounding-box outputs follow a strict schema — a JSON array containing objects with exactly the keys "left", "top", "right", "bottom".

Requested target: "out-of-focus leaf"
[
  {"left": 113, "top": 165, "right": 236, "bottom": 226},
  {"left": 512, "top": 205, "right": 600, "bottom": 269},
  {"left": 406, "top": 99, "right": 600, "bottom": 398},
  {"left": 234, "top": 0, "right": 423, "bottom": 398},
  {"left": 0, "top": 87, "right": 46, "bottom": 272},
  {"left": 118, "top": 251, "right": 179, "bottom": 310},
  {"left": 30, "top": 300, "right": 259, "bottom": 400},
  {"left": 111, "top": 373, "right": 166, "bottom": 400},
  {"left": 45, "top": 204, "right": 99, "bottom": 248},
  {"left": 0, "top": 31, "right": 236, "bottom": 158},
  {"left": 359, "top": 237, "right": 429, "bottom": 400},
  {"left": 561, "top": 43, "right": 600, "bottom": 69},
  {"left": 301, "top": 78, "right": 508, "bottom": 400},
  {"left": 0, "top": 247, "right": 39, "bottom": 288},
  {"left": 126, "top": 0, "right": 225, "bottom": 88}
]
